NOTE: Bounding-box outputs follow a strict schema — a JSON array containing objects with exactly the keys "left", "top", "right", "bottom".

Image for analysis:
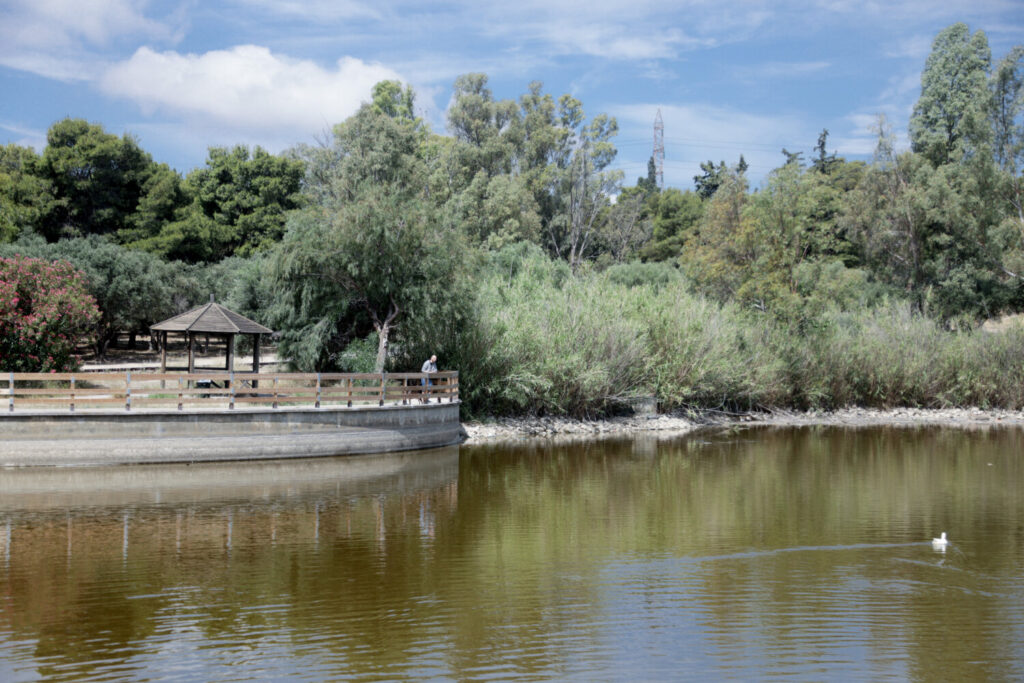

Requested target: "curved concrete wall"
[{"left": 0, "top": 403, "right": 461, "bottom": 467}]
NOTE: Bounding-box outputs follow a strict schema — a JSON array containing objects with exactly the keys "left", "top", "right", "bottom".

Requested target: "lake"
[{"left": 1, "top": 425, "right": 1022, "bottom": 681}]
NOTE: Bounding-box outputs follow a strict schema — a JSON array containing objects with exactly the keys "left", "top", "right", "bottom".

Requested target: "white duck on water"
[{"left": 932, "top": 532, "right": 949, "bottom": 549}]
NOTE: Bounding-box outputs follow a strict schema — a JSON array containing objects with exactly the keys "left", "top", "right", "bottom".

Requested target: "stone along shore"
[{"left": 460, "top": 407, "right": 1024, "bottom": 444}]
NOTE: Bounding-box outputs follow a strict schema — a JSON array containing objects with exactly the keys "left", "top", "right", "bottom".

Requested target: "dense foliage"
[
  {"left": 1, "top": 22, "right": 1022, "bottom": 416},
  {"left": 0, "top": 256, "right": 99, "bottom": 371}
]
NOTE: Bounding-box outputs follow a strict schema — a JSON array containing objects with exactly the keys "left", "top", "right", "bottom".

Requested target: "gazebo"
[{"left": 150, "top": 300, "right": 273, "bottom": 375}]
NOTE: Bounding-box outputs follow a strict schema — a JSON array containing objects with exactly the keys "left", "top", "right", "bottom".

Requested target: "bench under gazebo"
[{"left": 151, "top": 300, "right": 273, "bottom": 378}]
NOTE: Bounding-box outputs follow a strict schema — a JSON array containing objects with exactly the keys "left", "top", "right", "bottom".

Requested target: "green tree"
[
  {"left": 843, "top": 119, "right": 1010, "bottom": 321},
  {"left": 599, "top": 188, "right": 650, "bottom": 263},
  {"left": 545, "top": 97, "right": 621, "bottom": 269},
  {"left": 273, "top": 102, "right": 470, "bottom": 372},
  {"left": 694, "top": 157, "right": 746, "bottom": 199},
  {"left": 910, "top": 23, "right": 992, "bottom": 167},
  {"left": 638, "top": 187, "right": 704, "bottom": 261},
  {"left": 0, "top": 144, "right": 52, "bottom": 242},
  {"left": 812, "top": 129, "right": 839, "bottom": 175},
  {"left": 132, "top": 146, "right": 304, "bottom": 262},
  {"left": 371, "top": 80, "right": 417, "bottom": 122},
  {"left": 439, "top": 75, "right": 542, "bottom": 247},
  {"left": 637, "top": 156, "right": 659, "bottom": 194},
  {"left": 121, "top": 162, "right": 187, "bottom": 244},
  {"left": 991, "top": 46, "right": 1024, "bottom": 249},
  {"left": 684, "top": 170, "right": 753, "bottom": 303},
  {"left": 37, "top": 118, "right": 159, "bottom": 241}
]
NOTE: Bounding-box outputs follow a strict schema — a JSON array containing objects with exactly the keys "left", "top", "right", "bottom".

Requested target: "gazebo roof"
[{"left": 151, "top": 302, "right": 273, "bottom": 335}]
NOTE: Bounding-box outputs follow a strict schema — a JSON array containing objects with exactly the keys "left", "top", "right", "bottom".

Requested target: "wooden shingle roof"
[{"left": 151, "top": 302, "right": 273, "bottom": 335}]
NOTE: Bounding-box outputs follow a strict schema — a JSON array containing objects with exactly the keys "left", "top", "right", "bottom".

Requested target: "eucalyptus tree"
[
  {"left": 909, "top": 22, "right": 992, "bottom": 167},
  {"left": 991, "top": 47, "right": 1024, "bottom": 230},
  {"left": 842, "top": 118, "right": 1011, "bottom": 321},
  {"left": 544, "top": 96, "right": 621, "bottom": 270},
  {"left": 441, "top": 74, "right": 542, "bottom": 247}
]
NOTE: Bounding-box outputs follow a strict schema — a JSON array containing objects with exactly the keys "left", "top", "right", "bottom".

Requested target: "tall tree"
[
  {"left": 638, "top": 188, "right": 704, "bottom": 261},
  {"left": 694, "top": 160, "right": 728, "bottom": 199},
  {"left": 637, "top": 156, "right": 659, "bottom": 194},
  {"left": 132, "top": 146, "right": 304, "bottom": 262},
  {"left": 812, "top": 129, "right": 838, "bottom": 175},
  {"left": 38, "top": 118, "right": 158, "bottom": 241},
  {"left": 273, "top": 102, "right": 469, "bottom": 372},
  {"left": 843, "top": 117, "right": 1010, "bottom": 320},
  {"left": 547, "top": 98, "right": 621, "bottom": 270},
  {"left": 0, "top": 144, "right": 51, "bottom": 242},
  {"left": 910, "top": 23, "right": 992, "bottom": 167},
  {"left": 991, "top": 46, "right": 1024, "bottom": 227}
]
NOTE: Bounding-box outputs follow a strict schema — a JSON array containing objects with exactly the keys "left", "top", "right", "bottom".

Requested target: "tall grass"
[{"left": 451, "top": 249, "right": 1024, "bottom": 418}]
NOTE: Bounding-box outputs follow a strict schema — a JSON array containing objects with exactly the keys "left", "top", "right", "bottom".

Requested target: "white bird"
[{"left": 932, "top": 532, "right": 949, "bottom": 549}]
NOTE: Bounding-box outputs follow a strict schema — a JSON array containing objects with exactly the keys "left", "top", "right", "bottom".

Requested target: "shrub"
[{"left": 0, "top": 255, "right": 99, "bottom": 371}]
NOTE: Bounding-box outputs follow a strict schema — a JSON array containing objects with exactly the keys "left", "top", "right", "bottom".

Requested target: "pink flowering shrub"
[{"left": 0, "top": 255, "right": 100, "bottom": 371}]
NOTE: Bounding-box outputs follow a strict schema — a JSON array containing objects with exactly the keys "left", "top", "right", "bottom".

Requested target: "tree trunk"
[{"left": 374, "top": 322, "right": 390, "bottom": 374}]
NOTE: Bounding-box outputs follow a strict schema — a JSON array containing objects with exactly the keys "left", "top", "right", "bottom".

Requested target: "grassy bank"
[{"left": 449, "top": 250, "right": 1024, "bottom": 419}]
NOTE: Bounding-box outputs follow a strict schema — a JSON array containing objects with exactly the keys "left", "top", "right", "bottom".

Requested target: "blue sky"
[{"left": 2, "top": 0, "right": 1022, "bottom": 189}]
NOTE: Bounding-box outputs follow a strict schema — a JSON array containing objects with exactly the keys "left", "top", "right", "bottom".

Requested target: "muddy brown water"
[{"left": 0, "top": 426, "right": 1022, "bottom": 681}]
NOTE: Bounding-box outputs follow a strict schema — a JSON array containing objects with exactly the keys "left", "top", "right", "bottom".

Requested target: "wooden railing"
[{"left": 0, "top": 371, "right": 458, "bottom": 413}]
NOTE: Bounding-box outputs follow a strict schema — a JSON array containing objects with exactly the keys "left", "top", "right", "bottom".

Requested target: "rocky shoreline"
[{"left": 460, "top": 407, "right": 1024, "bottom": 444}]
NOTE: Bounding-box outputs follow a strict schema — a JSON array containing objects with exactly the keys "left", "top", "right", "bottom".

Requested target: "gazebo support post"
[
  {"left": 252, "top": 334, "right": 261, "bottom": 389},
  {"left": 160, "top": 331, "right": 168, "bottom": 389},
  {"left": 187, "top": 332, "right": 195, "bottom": 388},
  {"left": 225, "top": 333, "right": 235, "bottom": 388}
]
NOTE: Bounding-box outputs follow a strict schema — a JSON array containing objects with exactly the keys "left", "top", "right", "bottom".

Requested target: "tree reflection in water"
[{"left": 0, "top": 428, "right": 1022, "bottom": 681}]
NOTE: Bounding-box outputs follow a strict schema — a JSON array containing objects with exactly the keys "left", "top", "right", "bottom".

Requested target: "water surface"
[{"left": 1, "top": 426, "right": 1022, "bottom": 680}]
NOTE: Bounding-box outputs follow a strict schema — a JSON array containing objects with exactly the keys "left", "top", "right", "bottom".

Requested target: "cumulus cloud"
[{"left": 99, "top": 46, "right": 403, "bottom": 133}]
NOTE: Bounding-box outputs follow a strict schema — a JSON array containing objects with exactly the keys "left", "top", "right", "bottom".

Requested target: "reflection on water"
[{"left": 1, "top": 427, "right": 1023, "bottom": 681}]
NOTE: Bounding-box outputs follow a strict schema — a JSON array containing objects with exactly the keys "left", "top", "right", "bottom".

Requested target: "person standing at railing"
[{"left": 420, "top": 354, "right": 437, "bottom": 402}]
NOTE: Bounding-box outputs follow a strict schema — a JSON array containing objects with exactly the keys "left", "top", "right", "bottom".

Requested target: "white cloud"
[
  {"left": 0, "top": 121, "right": 47, "bottom": 151},
  {"left": 737, "top": 61, "right": 831, "bottom": 80},
  {"left": 0, "top": 0, "right": 175, "bottom": 80},
  {"left": 99, "top": 46, "right": 403, "bottom": 133},
  {"left": 534, "top": 23, "right": 708, "bottom": 60},
  {"left": 884, "top": 34, "right": 934, "bottom": 60},
  {"left": 230, "top": 0, "right": 381, "bottom": 20}
]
